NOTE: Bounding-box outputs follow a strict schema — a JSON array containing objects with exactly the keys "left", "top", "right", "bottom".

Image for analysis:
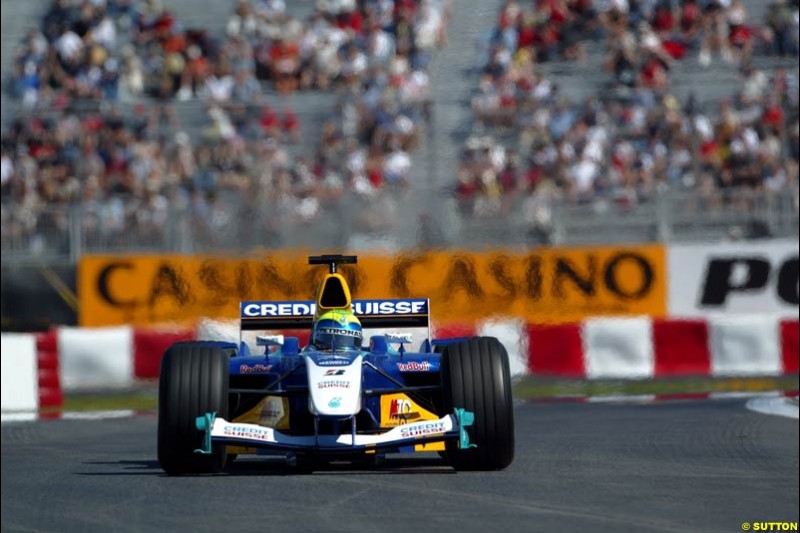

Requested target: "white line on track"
[
  {"left": 587, "top": 394, "right": 657, "bottom": 404},
  {"left": 0, "top": 412, "right": 38, "bottom": 423},
  {"left": 1, "top": 409, "right": 137, "bottom": 424},
  {"left": 61, "top": 409, "right": 136, "bottom": 420},
  {"left": 745, "top": 397, "right": 799, "bottom": 419}
]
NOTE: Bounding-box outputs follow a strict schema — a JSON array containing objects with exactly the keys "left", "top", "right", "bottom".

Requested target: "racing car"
[{"left": 157, "top": 255, "right": 514, "bottom": 474}]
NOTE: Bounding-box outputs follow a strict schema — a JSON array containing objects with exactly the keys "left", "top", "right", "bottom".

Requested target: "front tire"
[
  {"left": 441, "top": 337, "right": 515, "bottom": 470},
  {"left": 158, "top": 342, "right": 230, "bottom": 475}
]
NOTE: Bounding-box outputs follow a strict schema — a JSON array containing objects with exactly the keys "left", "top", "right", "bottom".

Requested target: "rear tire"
[
  {"left": 158, "top": 342, "right": 230, "bottom": 475},
  {"left": 441, "top": 337, "right": 515, "bottom": 470}
]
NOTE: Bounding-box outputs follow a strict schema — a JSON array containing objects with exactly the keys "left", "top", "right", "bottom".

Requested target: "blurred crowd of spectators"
[
  {"left": 10, "top": 0, "right": 449, "bottom": 104},
  {"left": 484, "top": 0, "right": 798, "bottom": 91},
  {"left": 4, "top": 0, "right": 799, "bottom": 251},
  {"left": 10, "top": 0, "right": 202, "bottom": 105},
  {"left": 600, "top": 0, "right": 799, "bottom": 90},
  {"left": 4, "top": 0, "right": 452, "bottom": 250},
  {"left": 460, "top": 67, "right": 798, "bottom": 214},
  {"left": 224, "top": 0, "right": 448, "bottom": 93},
  {"left": 0, "top": 101, "right": 413, "bottom": 250},
  {"left": 456, "top": 0, "right": 799, "bottom": 227}
]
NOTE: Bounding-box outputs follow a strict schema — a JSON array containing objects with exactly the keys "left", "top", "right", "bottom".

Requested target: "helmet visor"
[{"left": 314, "top": 327, "right": 362, "bottom": 351}]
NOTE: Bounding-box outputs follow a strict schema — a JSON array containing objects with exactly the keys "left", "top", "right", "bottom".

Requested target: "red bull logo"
[{"left": 397, "top": 361, "right": 431, "bottom": 372}]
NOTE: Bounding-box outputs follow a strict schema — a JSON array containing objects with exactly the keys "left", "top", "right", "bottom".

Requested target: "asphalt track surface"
[{"left": 2, "top": 399, "right": 798, "bottom": 533}]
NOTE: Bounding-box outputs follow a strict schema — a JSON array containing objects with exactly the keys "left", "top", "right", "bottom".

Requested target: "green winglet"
[
  {"left": 454, "top": 408, "right": 477, "bottom": 450},
  {"left": 194, "top": 412, "right": 216, "bottom": 455}
]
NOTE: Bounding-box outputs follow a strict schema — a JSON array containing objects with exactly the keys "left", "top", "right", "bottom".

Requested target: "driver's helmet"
[{"left": 311, "top": 310, "right": 363, "bottom": 351}]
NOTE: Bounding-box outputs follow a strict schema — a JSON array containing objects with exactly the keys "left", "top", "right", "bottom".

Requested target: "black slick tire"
[
  {"left": 441, "top": 337, "right": 515, "bottom": 470},
  {"left": 157, "top": 342, "right": 230, "bottom": 475}
]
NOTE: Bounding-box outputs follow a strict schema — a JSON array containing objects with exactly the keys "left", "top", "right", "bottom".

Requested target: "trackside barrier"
[
  {"left": 652, "top": 319, "right": 711, "bottom": 377},
  {"left": 196, "top": 318, "right": 239, "bottom": 344},
  {"left": 525, "top": 323, "right": 585, "bottom": 378},
  {"left": 1, "top": 334, "right": 39, "bottom": 411},
  {"left": 429, "top": 317, "right": 797, "bottom": 379},
  {"left": 476, "top": 318, "right": 529, "bottom": 379},
  {"left": 58, "top": 326, "right": 134, "bottom": 390},
  {"left": 583, "top": 317, "right": 654, "bottom": 379},
  {"left": 1, "top": 317, "right": 797, "bottom": 410},
  {"left": 36, "top": 331, "right": 63, "bottom": 408},
  {"left": 708, "top": 316, "right": 782, "bottom": 377},
  {"left": 1, "top": 327, "right": 195, "bottom": 411},
  {"left": 133, "top": 328, "right": 195, "bottom": 379},
  {"left": 526, "top": 316, "right": 799, "bottom": 379},
  {"left": 781, "top": 321, "right": 799, "bottom": 374}
]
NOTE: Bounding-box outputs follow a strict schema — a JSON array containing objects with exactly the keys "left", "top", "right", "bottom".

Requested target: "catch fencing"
[{"left": 2, "top": 188, "right": 797, "bottom": 264}]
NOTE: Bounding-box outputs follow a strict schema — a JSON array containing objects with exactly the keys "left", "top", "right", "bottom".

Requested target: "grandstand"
[{"left": 1, "top": 0, "right": 798, "bottom": 257}]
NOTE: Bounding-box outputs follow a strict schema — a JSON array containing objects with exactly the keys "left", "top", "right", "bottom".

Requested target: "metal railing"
[{"left": 2, "top": 188, "right": 798, "bottom": 263}]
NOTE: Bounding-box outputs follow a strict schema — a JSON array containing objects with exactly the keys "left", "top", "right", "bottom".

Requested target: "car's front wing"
[{"left": 194, "top": 409, "right": 475, "bottom": 454}]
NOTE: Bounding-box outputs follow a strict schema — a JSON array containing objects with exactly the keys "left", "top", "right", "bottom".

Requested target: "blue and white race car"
[{"left": 158, "top": 255, "right": 514, "bottom": 474}]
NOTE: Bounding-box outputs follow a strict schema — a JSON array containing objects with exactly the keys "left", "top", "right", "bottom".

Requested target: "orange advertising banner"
[{"left": 79, "top": 246, "right": 666, "bottom": 327}]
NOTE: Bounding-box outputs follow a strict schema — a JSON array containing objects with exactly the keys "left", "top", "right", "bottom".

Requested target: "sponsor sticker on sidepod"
[
  {"left": 397, "top": 361, "right": 431, "bottom": 372},
  {"left": 239, "top": 364, "right": 273, "bottom": 374},
  {"left": 316, "top": 357, "right": 352, "bottom": 366},
  {"left": 317, "top": 380, "right": 350, "bottom": 389}
]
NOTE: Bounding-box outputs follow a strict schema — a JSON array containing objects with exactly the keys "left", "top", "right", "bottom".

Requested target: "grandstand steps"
[
  {"left": 162, "top": 0, "right": 229, "bottom": 35},
  {"left": 412, "top": 0, "right": 506, "bottom": 245},
  {"left": 420, "top": 5, "right": 498, "bottom": 191}
]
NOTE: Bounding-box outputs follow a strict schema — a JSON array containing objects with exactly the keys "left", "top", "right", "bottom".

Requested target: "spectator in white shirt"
[{"left": 203, "top": 65, "right": 235, "bottom": 103}]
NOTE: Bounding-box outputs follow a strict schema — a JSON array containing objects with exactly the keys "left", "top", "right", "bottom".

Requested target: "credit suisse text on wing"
[{"left": 241, "top": 299, "right": 428, "bottom": 317}]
